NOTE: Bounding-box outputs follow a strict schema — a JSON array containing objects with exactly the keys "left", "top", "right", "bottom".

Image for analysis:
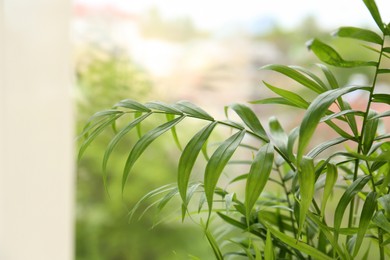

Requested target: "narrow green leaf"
[
  {"left": 245, "top": 144, "right": 274, "bottom": 223},
  {"left": 307, "top": 39, "right": 378, "bottom": 67},
  {"left": 307, "top": 212, "right": 346, "bottom": 259},
  {"left": 261, "top": 64, "right": 324, "bottom": 93},
  {"left": 378, "top": 194, "right": 390, "bottom": 216},
  {"left": 204, "top": 130, "right": 246, "bottom": 219},
  {"left": 373, "top": 211, "right": 390, "bottom": 233},
  {"left": 298, "top": 157, "right": 315, "bottom": 236},
  {"left": 325, "top": 120, "right": 356, "bottom": 141},
  {"left": 253, "top": 243, "right": 263, "bottom": 260},
  {"left": 113, "top": 99, "right": 151, "bottom": 112},
  {"left": 145, "top": 101, "right": 183, "bottom": 115},
  {"left": 334, "top": 175, "right": 371, "bottom": 242},
  {"left": 264, "top": 229, "right": 275, "bottom": 260},
  {"left": 265, "top": 223, "right": 333, "bottom": 260},
  {"left": 321, "top": 163, "right": 338, "bottom": 217},
  {"left": 334, "top": 26, "right": 382, "bottom": 44},
  {"left": 383, "top": 47, "right": 390, "bottom": 53},
  {"left": 85, "top": 109, "right": 124, "bottom": 124},
  {"left": 308, "top": 137, "right": 349, "bottom": 158},
  {"left": 362, "top": 111, "right": 379, "bottom": 154},
  {"left": 291, "top": 65, "right": 329, "bottom": 91},
  {"left": 269, "top": 117, "right": 288, "bottom": 155},
  {"left": 372, "top": 93, "right": 390, "bottom": 105},
  {"left": 317, "top": 64, "right": 339, "bottom": 89},
  {"left": 320, "top": 110, "right": 365, "bottom": 123},
  {"left": 250, "top": 97, "right": 302, "bottom": 109},
  {"left": 203, "top": 224, "right": 224, "bottom": 260},
  {"left": 166, "top": 114, "right": 182, "bottom": 151},
  {"left": 377, "top": 69, "right": 390, "bottom": 74},
  {"left": 297, "top": 85, "right": 369, "bottom": 162},
  {"left": 362, "top": 0, "right": 384, "bottom": 31},
  {"left": 229, "top": 103, "right": 269, "bottom": 142},
  {"left": 79, "top": 110, "right": 124, "bottom": 139},
  {"left": 122, "top": 116, "right": 185, "bottom": 191},
  {"left": 174, "top": 101, "right": 213, "bottom": 120},
  {"left": 78, "top": 114, "right": 123, "bottom": 161},
  {"left": 102, "top": 113, "right": 151, "bottom": 185},
  {"left": 263, "top": 81, "right": 310, "bottom": 109},
  {"left": 178, "top": 122, "right": 217, "bottom": 205},
  {"left": 157, "top": 187, "right": 179, "bottom": 211},
  {"left": 287, "top": 127, "right": 299, "bottom": 162},
  {"left": 128, "top": 184, "right": 176, "bottom": 220},
  {"left": 354, "top": 192, "right": 377, "bottom": 256}
]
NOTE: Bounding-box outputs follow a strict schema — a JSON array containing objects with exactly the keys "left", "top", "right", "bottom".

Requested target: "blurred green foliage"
[{"left": 75, "top": 47, "right": 211, "bottom": 259}]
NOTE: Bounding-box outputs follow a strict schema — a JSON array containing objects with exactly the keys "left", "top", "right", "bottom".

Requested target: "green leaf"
[
  {"left": 334, "top": 26, "right": 382, "bottom": 44},
  {"left": 287, "top": 127, "right": 299, "bottom": 162},
  {"left": 269, "top": 117, "right": 288, "bottom": 155},
  {"left": 203, "top": 223, "right": 224, "bottom": 260},
  {"left": 102, "top": 113, "right": 151, "bottom": 186},
  {"left": 78, "top": 113, "right": 123, "bottom": 161},
  {"left": 261, "top": 64, "right": 324, "bottom": 93},
  {"left": 204, "top": 130, "right": 246, "bottom": 219},
  {"left": 128, "top": 184, "right": 176, "bottom": 220},
  {"left": 245, "top": 144, "right": 274, "bottom": 223},
  {"left": 378, "top": 194, "right": 390, "bottom": 216},
  {"left": 354, "top": 192, "right": 377, "bottom": 257},
  {"left": 79, "top": 110, "right": 124, "bottom": 139},
  {"left": 264, "top": 229, "right": 275, "bottom": 260},
  {"left": 307, "top": 212, "right": 346, "bottom": 259},
  {"left": 122, "top": 116, "right": 185, "bottom": 191},
  {"left": 113, "top": 99, "right": 151, "bottom": 112},
  {"left": 166, "top": 114, "right": 182, "bottom": 151},
  {"left": 157, "top": 187, "right": 179, "bottom": 211},
  {"left": 371, "top": 110, "right": 390, "bottom": 119},
  {"left": 362, "top": 111, "right": 379, "bottom": 154},
  {"left": 145, "top": 101, "right": 183, "bottom": 115},
  {"left": 291, "top": 65, "right": 329, "bottom": 91},
  {"left": 308, "top": 137, "right": 349, "bottom": 158},
  {"left": 297, "top": 157, "right": 315, "bottom": 236},
  {"left": 317, "top": 64, "right": 339, "bottom": 89},
  {"left": 265, "top": 223, "right": 333, "bottom": 260},
  {"left": 250, "top": 97, "right": 303, "bottom": 109},
  {"left": 372, "top": 93, "right": 390, "bottom": 105},
  {"left": 263, "top": 81, "right": 310, "bottom": 109},
  {"left": 363, "top": 0, "right": 384, "bottom": 31},
  {"left": 307, "top": 39, "right": 378, "bottom": 67},
  {"left": 178, "top": 122, "right": 217, "bottom": 206},
  {"left": 383, "top": 47, "right": 390, "bottom": 53},
  {"left": 297, "top": 85, "right": 369, "bottom": 162},
  {"left": 321, "top": 163, "right": 338, "bottom": 218},
  {"left": 320, "top": 110, "right": 365, "bottom": 123},
  {"left": 372, "top": 211, "right": 390, "bottom": 233},
  {"left": 334, "top": 175, "right": 371, "bottom": 242},
  {"left": 377, "top": 69, "right": 390, "bottom": 74},
  {"left": 229, "top": 103, "right": 269, "bottom": 142},
  {"left": 174, "top": 101, "right": 214, "bottom": 120}
]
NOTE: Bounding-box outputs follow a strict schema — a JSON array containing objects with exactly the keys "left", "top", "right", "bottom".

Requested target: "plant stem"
[
  {"left": 276, "top": 166, "right": 297, "bottom": 238},
  {"left": 347, "top": 33, "right": 386, "bottom": 258}
]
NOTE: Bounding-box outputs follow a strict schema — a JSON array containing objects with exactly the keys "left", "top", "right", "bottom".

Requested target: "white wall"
[{"left": 0, "top": 0, "right": 74, "bottom": 259}]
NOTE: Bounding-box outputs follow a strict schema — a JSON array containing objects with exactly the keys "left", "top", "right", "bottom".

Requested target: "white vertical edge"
[{"left": 0, "top": 0, "right": 74, "bottom": 259}]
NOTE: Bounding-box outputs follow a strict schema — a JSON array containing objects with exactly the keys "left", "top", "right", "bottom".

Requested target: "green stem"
[
  {"left": 276, "top": 166, "right": 297, "bottom": 238},
  {"left": 347, "top": 34, "right": 386, "bottom": 257}
]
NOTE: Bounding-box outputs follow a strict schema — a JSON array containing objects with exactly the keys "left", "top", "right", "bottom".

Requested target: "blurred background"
[
  {"left": 0, "top": 0, "right": 389, "bottom": 259},
  {"left": 73, "top": 1, "right": 389, "bottom": 259}
]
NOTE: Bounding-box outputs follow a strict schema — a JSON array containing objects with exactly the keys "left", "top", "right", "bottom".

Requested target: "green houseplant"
[{"left": 79, "top": 0, "right": 390, "bottom": 259}]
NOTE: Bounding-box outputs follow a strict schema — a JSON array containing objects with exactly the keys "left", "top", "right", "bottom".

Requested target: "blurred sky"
[{"left": 75, "top": 0, "right": 390, "bottom": 31}]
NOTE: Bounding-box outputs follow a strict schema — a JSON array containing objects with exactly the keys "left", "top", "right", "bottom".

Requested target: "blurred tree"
[
  {"left": 140, "top": 7, "right": 208, "bottom": 42},
  {"left": 75, "top": 47, "right": 211, "bottom": 259}
]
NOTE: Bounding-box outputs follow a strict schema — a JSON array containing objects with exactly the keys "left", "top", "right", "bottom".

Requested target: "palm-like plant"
[{"left": 79, "top": 0, "right": 390, "bottom": 259}]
